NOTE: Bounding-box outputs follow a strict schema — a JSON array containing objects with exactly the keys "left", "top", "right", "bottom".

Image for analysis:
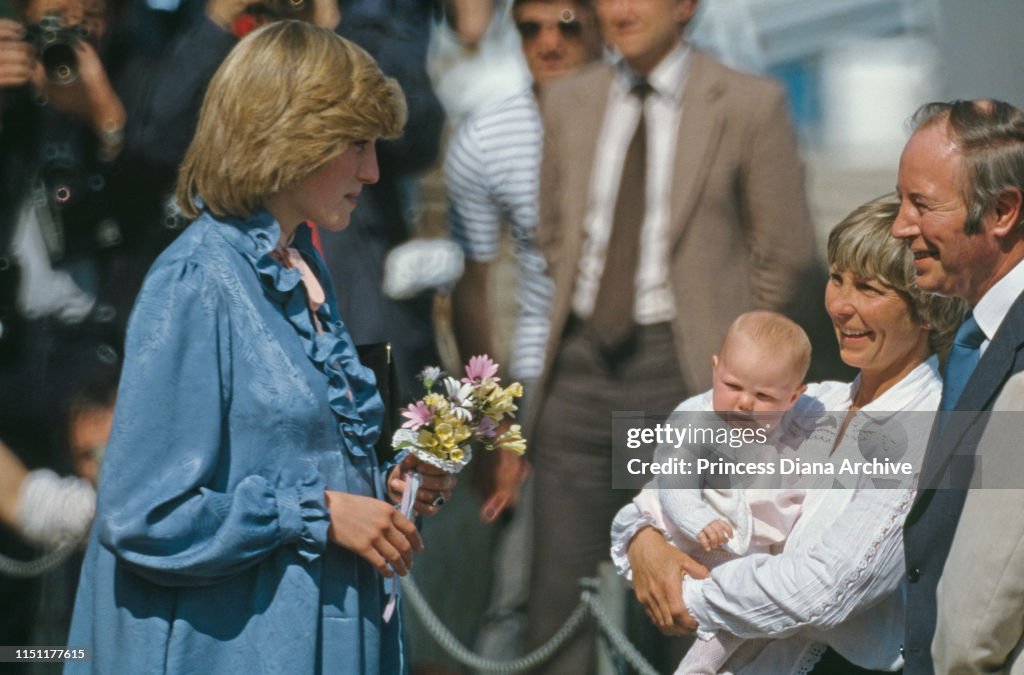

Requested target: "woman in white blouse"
[{"left": 611, "top": 194, "right": 965, "bottom": 674}]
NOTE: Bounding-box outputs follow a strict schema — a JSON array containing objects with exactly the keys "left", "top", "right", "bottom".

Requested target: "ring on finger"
[{"left": 431, "top": 495, "right": 446, "bottom": 507}]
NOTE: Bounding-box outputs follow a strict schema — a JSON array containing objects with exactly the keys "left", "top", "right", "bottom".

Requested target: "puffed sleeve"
[
  {"left": 610, "top": 390, "right": 715, "bottom": 579},
  {"left": 96, "top": 261, "right": 329, "bottom": 586}
]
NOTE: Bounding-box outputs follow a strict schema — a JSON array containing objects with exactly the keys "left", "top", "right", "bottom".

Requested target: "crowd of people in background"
[
  {"left": 1, "top": 0, "right": 1023, "bottom": 674},
  {"left": 0, "top": 0, "right": 462, "bottom": 666}
]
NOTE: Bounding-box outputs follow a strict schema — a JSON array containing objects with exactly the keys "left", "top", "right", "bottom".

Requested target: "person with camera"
[
  {"left": 0, "top": 0, "right": 127, "bottom": 662},
  {"left": 0, "top": 0, "right": 125, "bottom": 151}
]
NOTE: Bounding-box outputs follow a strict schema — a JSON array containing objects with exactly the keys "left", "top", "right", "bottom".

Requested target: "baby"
[{"left": 630, "top": 310, "right": 812, "bottom": 674}]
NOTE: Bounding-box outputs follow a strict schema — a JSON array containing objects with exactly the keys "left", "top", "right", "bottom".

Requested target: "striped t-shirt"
[{"left": 445, "top": 88, "right": 552, "bottom": 380}]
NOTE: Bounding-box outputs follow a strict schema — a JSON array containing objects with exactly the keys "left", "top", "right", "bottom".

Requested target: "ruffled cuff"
[
  {"left": 609, "top": 501, "right": 664, "bottom": 583},
  {"left": 276, "top": 469, "right": 329, "bottom": 560},
  {"left": 683, "top": 576, "right": 717, "bottom": 641}
]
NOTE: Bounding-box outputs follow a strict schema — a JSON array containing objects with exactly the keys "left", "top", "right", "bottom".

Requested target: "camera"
[
  {"left": 34, "top": 143, "right": 122, "bottom": 263},
  {"left": 25, "top": 12, "right": 89, "bottom": 86}
]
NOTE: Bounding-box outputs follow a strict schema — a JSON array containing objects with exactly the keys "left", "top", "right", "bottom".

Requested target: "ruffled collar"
[
  {"left": 213, "top": 209, "right": 302, "bottom": 296},
  {"left": 214, "top": 209, "right": 385, "bottom": 459}
]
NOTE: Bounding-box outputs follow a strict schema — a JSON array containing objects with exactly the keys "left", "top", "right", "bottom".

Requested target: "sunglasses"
[{"left": 515, "top": 11, "right": 584, "bottom": 41}]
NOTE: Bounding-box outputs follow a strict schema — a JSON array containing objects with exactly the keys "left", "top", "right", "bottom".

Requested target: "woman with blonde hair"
[
  {"left": 613, "top": 193, "right": 965, "bottom": 674},
  {"left": 67, "top": 21, "right": 454, "bottom": 674}
]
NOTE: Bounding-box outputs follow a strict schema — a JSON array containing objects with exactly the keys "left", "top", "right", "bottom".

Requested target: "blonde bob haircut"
[
  {"left": 827, "top": 193, "right": 966, "bottom": 359},
  {"left": 177, "top": 20, "right": 407, "bottom": 219}
]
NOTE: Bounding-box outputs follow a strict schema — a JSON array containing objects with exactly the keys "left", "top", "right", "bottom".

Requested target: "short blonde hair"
[
  {"left": 827, "top": 193, "right": 967, "bottom": 358},
  {"left": 177, "top": 20, "right": 407, "bottom": 219},
  {"left": 721, "top": 310, "right": 812, "bottom": 384}
]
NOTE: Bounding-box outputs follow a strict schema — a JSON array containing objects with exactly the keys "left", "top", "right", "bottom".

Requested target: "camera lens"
[
  {"left": 42, "top": 42, "right": 78, "bottom": 85},
  {"left": 26, "top": 14, "right": 83, "bottom": 85}
]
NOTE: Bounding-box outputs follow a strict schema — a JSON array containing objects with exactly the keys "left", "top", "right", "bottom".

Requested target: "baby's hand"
[{"left": 697, "top": 519, "right": 734, "bottom": 552}]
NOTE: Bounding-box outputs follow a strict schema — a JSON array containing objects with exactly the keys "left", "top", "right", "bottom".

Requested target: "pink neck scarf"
[{"left": 271, "top": 243, "right": 326, "bottom": 335}]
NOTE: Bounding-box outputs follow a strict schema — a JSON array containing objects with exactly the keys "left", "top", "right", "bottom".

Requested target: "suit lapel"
[
  {"left": 959, "top": 291, "right": 1024, "bottom": 412},
  {"left": 916, "top": 291, "right": 1024, "bottom": 492},
  {"left": 668, "top": 50, "right": 726, "bottom": 250},
  {"left": 563, "top": 71, "right": 612, "bottom": 245}
]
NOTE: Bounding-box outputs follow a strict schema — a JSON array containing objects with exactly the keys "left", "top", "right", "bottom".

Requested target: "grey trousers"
[
  {"left": 473, "top": 477, "right": 535, "bottom": 668},
  {"left": 472, "top": 379, "right": 539, "bottom": 669},
  {"left": 525, "top": 321, "right": 687, "bottom": 674}
]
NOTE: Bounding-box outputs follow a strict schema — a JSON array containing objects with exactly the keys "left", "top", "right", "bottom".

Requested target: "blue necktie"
[{"left": 940, "top": 313, "right": 985, "bottom": 421}]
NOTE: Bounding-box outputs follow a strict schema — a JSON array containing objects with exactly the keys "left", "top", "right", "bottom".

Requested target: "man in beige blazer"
[
  {"left": 934, "top": 371, "right": 1024, "bottom": 673},
  {"left": 524, "top": 0, "right": 818, "bottom": 671}
]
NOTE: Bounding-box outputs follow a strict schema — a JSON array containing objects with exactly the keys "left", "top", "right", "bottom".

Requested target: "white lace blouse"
[{"left": 610, "top": 356, "right": 942, "bottom": 674}]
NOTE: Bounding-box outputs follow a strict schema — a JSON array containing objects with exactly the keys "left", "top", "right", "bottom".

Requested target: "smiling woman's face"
[{"left": 825, "top": 266, "right": 931, "bottom": 382}]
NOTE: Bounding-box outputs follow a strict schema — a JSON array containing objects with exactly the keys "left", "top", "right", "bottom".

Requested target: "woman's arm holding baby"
[
  {"left": 627, "top": 526, "right": 706, "bottom": 634},
  {"left": 682, "top": 489, "right": 911, "bottom": 639}
]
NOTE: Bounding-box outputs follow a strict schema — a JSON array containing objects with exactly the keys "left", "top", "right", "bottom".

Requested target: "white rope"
[
  {"left": 582, "top": 586, "right": 660, "bottom": 675},
  {"left": 400, "top": 575, "right": 659, "bottom": 674},
  {"left": 1, "top": 543, "right": 660, "bottom": 674},
  {"left": 0, "top": 543, "right": 78, "bottom": 578}
]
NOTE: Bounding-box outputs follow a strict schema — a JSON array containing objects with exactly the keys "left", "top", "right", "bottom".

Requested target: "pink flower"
[
  {"left": 400, "top": 401, "right": 432, "bottom": 430},
  {"left": 462, "top": 354, "right": 500, "bottom": 384}
]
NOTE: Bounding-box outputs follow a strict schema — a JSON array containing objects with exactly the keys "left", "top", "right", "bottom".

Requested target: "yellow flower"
[
  {"left": 450, "top": 447, "right": 465, "bottom": 463},
  {"left": 417, "top": 430, "right": 449, "bottom": 461},
  {"left": 424, "top": 393, "right": 449, "bottom": 414},
  {"left": 435, "top": 423, "right": 454, "bottom": 443},
  {"left": 484, "top": 386, "right": 519, "bottom": 417},
  {"left": 452, "top": 422, "right": 472, "bottom": 445},
  {"left": 496, "top": 425, "right": 527, "bottom": 455}
]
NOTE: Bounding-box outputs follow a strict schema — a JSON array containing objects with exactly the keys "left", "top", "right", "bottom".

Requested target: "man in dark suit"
[
  {"left": 892, "top": 99, "right": 1024, "bottom": 674},
  {"left": 525, "top": 0, "right": 817, "bottom": 671}
]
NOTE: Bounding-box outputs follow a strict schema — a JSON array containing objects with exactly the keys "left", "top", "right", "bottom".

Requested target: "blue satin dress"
[{"left": 66, "top": 210, "right": 404, "bottom": 674}]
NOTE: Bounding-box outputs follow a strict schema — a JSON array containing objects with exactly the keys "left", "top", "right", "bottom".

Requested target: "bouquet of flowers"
[
  {"left": 393, "top": 355, "right": 527, "bottom": 474},
  {"left": 384, "top": 355, "right": 526, "bottom": 622}
]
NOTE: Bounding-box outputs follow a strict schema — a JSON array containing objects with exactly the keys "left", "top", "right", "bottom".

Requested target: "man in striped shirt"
[{"left": 444, "top": 0, "right": 602, "bottom": 662}]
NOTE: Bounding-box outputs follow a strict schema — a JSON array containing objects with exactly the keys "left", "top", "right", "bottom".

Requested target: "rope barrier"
[
  {"left": 0, "top": 542, "right": 79, "bottom": 578},
  {"left": 1, "top": 536, "right": 659, "bottom": 674},
  {"left": 581, "top": 583, "right": 660, "bottom": 675},
  {"left": 400, "top": 575, "right": 659, "bottom": 675}
]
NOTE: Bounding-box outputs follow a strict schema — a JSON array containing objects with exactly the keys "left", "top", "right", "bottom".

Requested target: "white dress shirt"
[
  {"left": 611, "top": 356, "right": 943, "bottom": 674},
  {"left": 973, "top": 259, "right": 1024, "bottom": 356},
  {"left": 572, "top": 41, "right": 690, "bottom": 325}
]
